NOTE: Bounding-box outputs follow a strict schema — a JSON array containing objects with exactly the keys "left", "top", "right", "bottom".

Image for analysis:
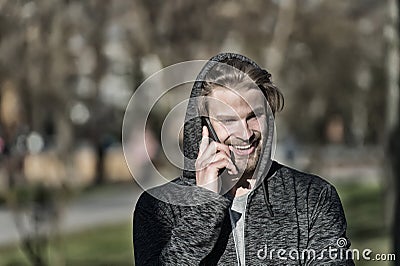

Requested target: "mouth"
[{"left": 229, "top": 140, "right": 259, "bottom": 156}]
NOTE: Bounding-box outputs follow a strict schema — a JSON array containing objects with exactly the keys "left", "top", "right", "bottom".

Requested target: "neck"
[
  {"left": 235, "top": 186, "right": 252, "bottom": 197},
  {"left": 233, "top": 174, "right": 256, "bottom": 197}
]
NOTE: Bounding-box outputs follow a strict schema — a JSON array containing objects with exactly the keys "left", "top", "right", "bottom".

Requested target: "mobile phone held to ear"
[
  {"left": 201, "top": 116, "right": 224, "bottom": 176},
  {"left": 201, "top": 116, "right": 237, "bottom": 176},
  {"left": 201, "top": 116, "right": 220, "bottom": 143}
]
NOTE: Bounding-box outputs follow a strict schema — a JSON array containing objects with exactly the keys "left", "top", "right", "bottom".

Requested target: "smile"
[
  {"left": 229, "top": 140, "right": 258, "bottom": 156},
  {"left": 232, "top": 143, "right": 252, "bottom": 150}
]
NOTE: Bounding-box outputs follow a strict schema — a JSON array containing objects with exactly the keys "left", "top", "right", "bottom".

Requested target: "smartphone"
[
  {"left": 201, "top": 116, "right": 220, "bottom": 143},
  {"left": 201, "top": 116, "right": 236, "bottom": 177}
]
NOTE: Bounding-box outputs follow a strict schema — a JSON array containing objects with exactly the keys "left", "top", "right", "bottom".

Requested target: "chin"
[{"left": 239, "top": 153, "right": 260, "bottom": 177}]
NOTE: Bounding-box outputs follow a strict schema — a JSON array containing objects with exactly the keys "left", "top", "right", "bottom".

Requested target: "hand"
[{"left": 195, "top": 126, "right": 238, "bottom": 194}]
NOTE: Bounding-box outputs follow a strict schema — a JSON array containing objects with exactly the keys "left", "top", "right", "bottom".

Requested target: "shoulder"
[
  {"left": 273, "top": 161, "right": 341, "bottom": 204},
  {"left": 134, "top": 179, "right": 182, "bottom": 223},
  {"left": 276, "top": 162, "right": 335, "bottom": 188},
  {"left": 135, "top": 177, "right": 181, "bottom": 209}
]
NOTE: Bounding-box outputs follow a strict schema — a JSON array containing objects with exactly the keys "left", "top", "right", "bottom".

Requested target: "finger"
[
  {"left": 220, "top": 157, "right": 238, "bottom": 175},
  {"left": 197, "top": 150, "right": 234, "bottom": 172},
  {"left": 199, "top": 143, "right": 231, "bottom": 171},
  {"left": 201, "top": 141, "right": 231, "bottom": 161},
  {"left": 207, "top": 153, "right": 237, "bottom": 174},
  {"left": 203, "top": 150, "right": 231, "bottom": 166},
  {"left": 214, "top": 142, "right": 231, "bottom": 155},
  {"left": 198, "top": 126, "right": 209, "bottom": 157},
  {"left": 209, "top": 158, "right": 238, "bottom": 174}
]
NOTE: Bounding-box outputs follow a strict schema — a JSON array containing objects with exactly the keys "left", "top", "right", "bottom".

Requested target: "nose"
[{"left": 237, "top": 120, "right": 253, "bottom": 141}]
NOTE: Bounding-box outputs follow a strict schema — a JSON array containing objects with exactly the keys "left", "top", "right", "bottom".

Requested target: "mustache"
[{"left": 224, "top": 131, "right": 261, "bottom": 146}]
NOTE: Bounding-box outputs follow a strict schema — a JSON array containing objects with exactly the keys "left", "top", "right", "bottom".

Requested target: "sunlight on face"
[{"left": 207, "top": 86, "right": 268, "bottom": 178}]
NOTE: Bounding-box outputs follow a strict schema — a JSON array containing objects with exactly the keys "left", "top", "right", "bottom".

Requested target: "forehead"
[{"left": 207, "top": 86, "right": 265, "bottom": 115}]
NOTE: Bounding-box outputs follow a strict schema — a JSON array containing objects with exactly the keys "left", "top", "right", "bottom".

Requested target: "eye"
[
  {"left": 220, "top": 119, "right": 236, "bottom": 124},
  {"left": 247, "top": 112, "right": 264, "bottom": 123}
]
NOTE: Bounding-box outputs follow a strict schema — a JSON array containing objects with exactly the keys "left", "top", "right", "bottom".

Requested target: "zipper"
[
  {"left": 242, "top": 199, "right": 247, "bottom": 266},
  {"left": 228, "top": 208, "right": 241, "bottom": 265},
  {"left": 229, "top": 193, "right": 250, "bottom": 266}
]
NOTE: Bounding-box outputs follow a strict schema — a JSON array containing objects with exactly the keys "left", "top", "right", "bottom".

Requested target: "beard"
[
  {"left": 219, "top": 135, "right": 263, "bottom": 194},
  {"left": 224, "top": 131, "right": 263, "bottom": 179},
  {"left": 234, "top": 140, "right": 262, "bottom": 177}
]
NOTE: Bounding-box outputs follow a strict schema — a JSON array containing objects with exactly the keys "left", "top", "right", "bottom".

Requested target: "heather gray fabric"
[{"left": 133, "top": 53, "right": 354, "bottom": 265}]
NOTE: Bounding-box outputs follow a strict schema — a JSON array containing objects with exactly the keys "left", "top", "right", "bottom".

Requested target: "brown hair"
[{"left": 200, "top": 58, "right": 284, "bottom": 116}]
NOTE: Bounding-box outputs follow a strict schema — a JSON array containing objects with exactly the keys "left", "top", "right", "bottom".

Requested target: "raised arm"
[{"left": 133, "top": 188, "right": 232, "bottom": 265}]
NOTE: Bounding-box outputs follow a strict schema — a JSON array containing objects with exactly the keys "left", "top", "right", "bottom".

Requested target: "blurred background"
[{"left": 0, "top": 0, "right": 399, "bottom": 265}]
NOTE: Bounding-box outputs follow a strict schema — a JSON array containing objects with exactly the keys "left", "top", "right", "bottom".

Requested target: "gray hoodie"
[{"left": 133, "top": 53, "right": 354, "bottom": 265}]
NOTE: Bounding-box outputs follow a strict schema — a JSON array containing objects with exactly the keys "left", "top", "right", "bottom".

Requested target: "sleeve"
[
  {"left": 133, "top": 188, "right": 232, "bottom": 266},
  {"left": 305, "top": 184, "right": 355, "bottom": 266}
]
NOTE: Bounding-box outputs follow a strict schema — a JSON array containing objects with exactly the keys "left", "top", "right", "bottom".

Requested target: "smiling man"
[
  {"left": 133, "top": 53, "right": 354, "bottom": 265},
  {"left": 196, "top": 62, "right": 272, "bottom": 199}
]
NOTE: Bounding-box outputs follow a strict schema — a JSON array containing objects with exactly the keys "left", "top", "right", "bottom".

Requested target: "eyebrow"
[{"left": 214, "top": 106, "right": 265, "bottom": 121}]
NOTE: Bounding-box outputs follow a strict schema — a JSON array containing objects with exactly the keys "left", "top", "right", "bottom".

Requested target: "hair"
[{"left": 199, "top": 58, "right": 284, "bottom": 116}]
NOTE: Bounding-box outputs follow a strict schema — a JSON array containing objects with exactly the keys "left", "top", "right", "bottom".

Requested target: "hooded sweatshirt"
[{"left": 133, "top": 53, "right": 354, "bottom": 265}]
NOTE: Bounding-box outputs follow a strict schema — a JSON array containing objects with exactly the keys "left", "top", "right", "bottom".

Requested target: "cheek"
[
  {"left": 212, "top": 122, "right": 230, "bottom": 140},
  {"left": 248, "top": 118, "right": 262, "bottom": 131}
]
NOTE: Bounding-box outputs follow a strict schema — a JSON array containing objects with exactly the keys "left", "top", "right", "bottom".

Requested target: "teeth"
[{"left": 233, "top": 143, "right": 252, "bottom": 150}]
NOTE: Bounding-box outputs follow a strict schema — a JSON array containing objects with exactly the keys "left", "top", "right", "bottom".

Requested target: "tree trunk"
[
  {"left": 263, "top": 0, "right": 297, "bottom": 82},
  {"left": 386, "top": 0, "right": 400, "bottom": 264},
  {"left": 389, "top": 126, "right": 400, "bottom": 265}
]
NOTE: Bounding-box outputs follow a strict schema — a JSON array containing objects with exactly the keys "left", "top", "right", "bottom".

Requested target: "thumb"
[{"left": 198, "top": 126, "right": 209, "bottom": 156}]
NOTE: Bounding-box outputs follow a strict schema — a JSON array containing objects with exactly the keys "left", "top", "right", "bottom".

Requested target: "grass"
[
  {"left": 335, "top": 182, "right": 392, "bottom": 266},
  {"left": 0, "top": 222, "right": 133, "bottom": 266},
  {"left": 0, "top": 181, "right": 392, "bottom": 266}
]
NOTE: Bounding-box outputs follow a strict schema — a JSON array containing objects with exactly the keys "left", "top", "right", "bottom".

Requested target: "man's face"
[{"left": 207, "top": 86, "right": 268, "bottom": 179}]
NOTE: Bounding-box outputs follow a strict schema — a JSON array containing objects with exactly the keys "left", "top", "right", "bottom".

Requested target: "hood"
[{"left": 181, "top": 53, "right": 276, "bottom": 214}]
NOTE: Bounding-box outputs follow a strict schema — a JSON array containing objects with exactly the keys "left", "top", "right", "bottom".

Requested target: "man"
[{"left": 133, "top": 53, "right": 354, "bottom": 265}]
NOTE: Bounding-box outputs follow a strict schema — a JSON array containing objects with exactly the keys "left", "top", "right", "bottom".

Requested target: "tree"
[{"left": 386, "top": 0, "right": 400, "bottom": 263}]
